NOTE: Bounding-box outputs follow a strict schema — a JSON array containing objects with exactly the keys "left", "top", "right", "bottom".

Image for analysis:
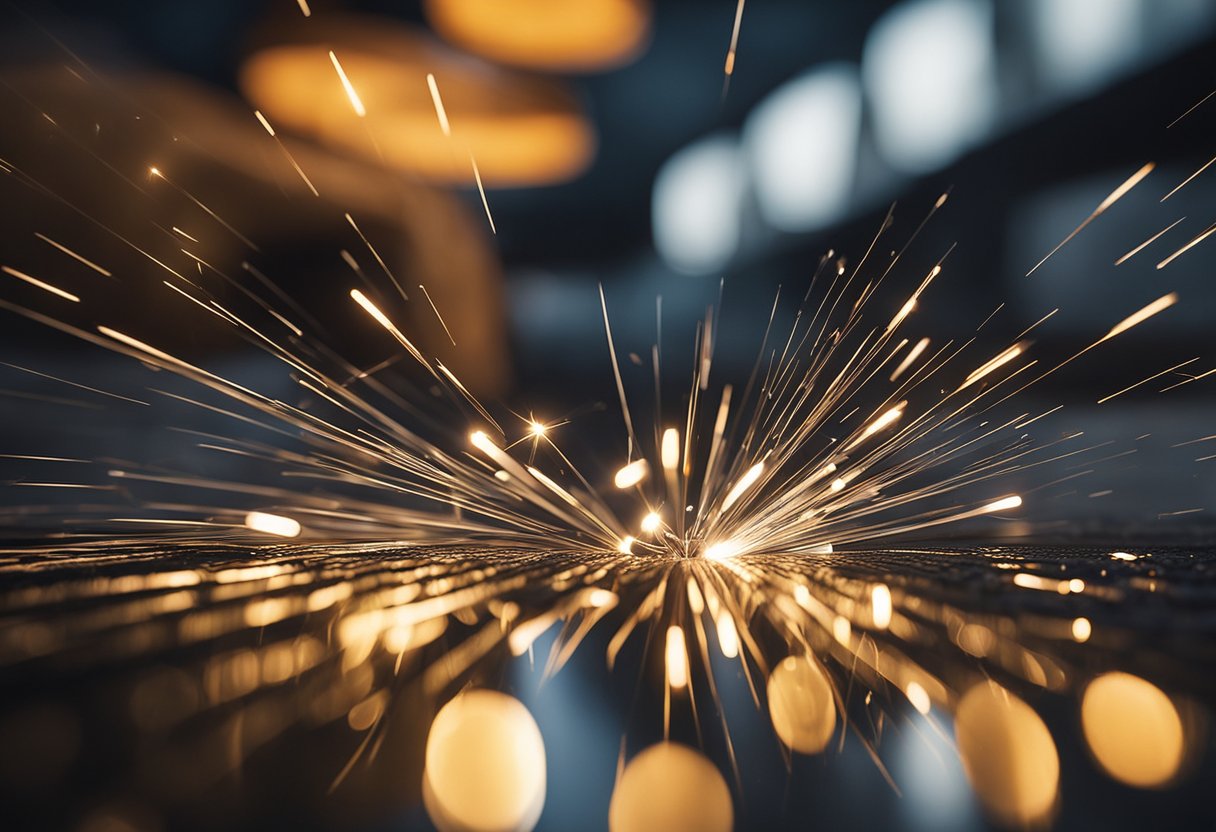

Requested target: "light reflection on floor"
[{"left": 0, "top": 541, "right": 1212, "bottom": 831}]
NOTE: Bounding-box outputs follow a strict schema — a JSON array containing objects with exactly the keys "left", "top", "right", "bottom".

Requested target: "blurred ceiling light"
[
  {"left": 744, "top": 64, "right": 862, "bottom": 233},
  {"left": 424, "top": 0, "right": 650, "bottom": 72},
  {"left": 652, "top": 133, "right": 745, "bottom": 275},
  {"left": 1030, "top": 0, "right": 1140, "bottom": 94},
  {"left": 240, "top": 17, "right": 595, "bottom": 187},
  {"left": 863, "top": 0, "right": 997, "bottom": 174}
]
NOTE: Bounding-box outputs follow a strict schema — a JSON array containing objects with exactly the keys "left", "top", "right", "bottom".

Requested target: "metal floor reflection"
[{"left": 0, "top": 540, "right": 1212, "bottom": 831}]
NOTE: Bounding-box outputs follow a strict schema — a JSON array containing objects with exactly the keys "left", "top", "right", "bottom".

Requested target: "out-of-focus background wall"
[{"left": 1, "top": 0, "right": 1215, "bottom": 527}]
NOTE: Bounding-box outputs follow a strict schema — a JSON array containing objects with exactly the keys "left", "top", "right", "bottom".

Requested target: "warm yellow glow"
[
  {"left": 1071, "top": 617, "right": 1091, "bottom": 642},
  {"left": 424, "top": 690, "right": 546, "bottom": 832},
  {"left": 955, "top": 681, "right": 1059, "bottom": 827},
  {"left": 640, "top": 511, "right": 662, "bottom": 534},
  {"left": 715, "top": 613, "right": 739, "bottom": 659},
  {"left": 871, "top": 583, "right": 892, "bottom": 630},
  {"left": 906, "top": 681, "right": 931, "bottom": 715},
  {"left": 685, "top": 579, "right": 704, "bottom": 615},
  {"left": 243, "top": 511, "right": 301, "bottom": 538},
  {"left": 767, "top": 655, "right": 835, "bottom": 754},
  {"left": 617, "top": 536, "right": 635, "bottom": 555},
  {"left": 529, "top": 421, "right": 547, "bottom": 437},
  {"left": 661, "top": 427, "right": 680, "bottom": 470},
  {"left": 240, "top": 22, "right": 595, "bottom": 187},
  {"left": 665, "top": 625, "right": 689, "bottom": 690},
  {"left": 1081, "top": 672, "right": 1184, "bottom": 788},
  {"left": 587, "top": 588, "right": 616, "bottom": 608},
  {"left": 470, "top": 430, "right": 495, "bottom": 454},
  {"left": 702, "top": 540, "right": 742, "bottom": 561},
  {"left": 608, "top": 742, "right": 732, "bottom": 832},
  {"left": 425, "top": 0, "right": 650, "bottom": 72},
  {"left": 614, "top": 459, "right": 649, "bottom": 489},
  {"left": 832, "top": 615, "right": 851, "bottom": 645}
]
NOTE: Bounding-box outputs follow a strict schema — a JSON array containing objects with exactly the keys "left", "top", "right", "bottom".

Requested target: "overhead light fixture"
[
  {"left": 240, "top": 16, "right": 596, "bottom": 187},
  {"left": 863, "top": 0, "right": 997, "bottom": 174},
  {"left": 652, "top": 133, "right": 745, "bottom": 276},
  {"left": 744, "top": 64, "right": 862, "bottom": 233},
  {"left": 424, "top": 0, "right": 651, "bottom": 72}
]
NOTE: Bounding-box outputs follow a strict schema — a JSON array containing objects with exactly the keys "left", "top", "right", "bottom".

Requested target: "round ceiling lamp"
[
  {"left": 423, "top": 0, "right": 650, "bottom": 72},
  {"left": 239, "top": 17, "right": 596, "bottom": 187}
]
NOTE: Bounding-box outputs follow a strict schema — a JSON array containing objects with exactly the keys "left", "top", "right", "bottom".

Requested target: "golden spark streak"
[
  {"left": 886, "top": 296, "right": 917, "bottom": 332},
  {"left": 960, "top": 342, "right": 1027, "bottom": 390},
  {"left": 851, "top": 403, "right": 905, "bottom": 447},
  {"left": 1159, "top": 366, "right": 1216, "bottom": 393},
  {"left": 1097, "top": 357, "right": 1199, "bottom": 404},
  {"left": 1, "top": 266, "right": 80, "bottom": 302},
  {"left": 1162, "top": 153, "right": 1216, "bottom": 201},
  {"left": 1, "top": 362, "right": 148, "bottom": 406},
  {"left": 426, "top": 73, "right": 451, "bottom": 137},
  {"left": 244, "top": 511, "right": 301, "bottom": 538},
  {"left": 1100, "top": 292, "right": 1177, "bottom": 342},
  {"left": 253, "top": 110, "right": 275, "bottom": 136},
  {"left": 296, "top": 0, "right": 311, "bottom": 17},
  {"left": 35, "top": 233, "right": 111, "bottom": 276},
  {"left": 349, "top": 289, "right": 429, "bottom": 369},
  {"left": 329, "top": 51, "right": 366, "bottom": 117},
  {"left": 1114, "top": 217, "right": 1184, "bottom": 265},
  {"left": 721, "top": 461, "right": 764, "bottom": 513},
  {"left": 724, "top": 0, "right": 747, "bottom": 77},
  {"left": 469, "top": 153, "right": 497, "bottom": 235},
  {"left": 1168, "top": 86, "right": 1216, "bottom": 127},
  {"left": 1027, "top": 162, "right": 1154, "bottom": 275},
  {"left": 419, "top": 284, "right": 456, "bottom": 346},
  {"left": 981, "top": 495, "right": 1022, "bottom": 513},
  {"left": 345, "top": 213, "right": 408, "bottom": 300},
  {"left": 1156, "top": 222, "right": 1216, "bottom": 269},
  {"left": 889, "top": 337, "right": 929, "bottom": 382},
  {"left": 148, "top": 167, "right": 260, "bottom": 251}
]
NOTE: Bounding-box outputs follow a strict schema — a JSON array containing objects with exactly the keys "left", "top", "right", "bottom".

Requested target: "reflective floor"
[{"left": 1, "top": 540, "right": 1212, "bottom": 831}]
